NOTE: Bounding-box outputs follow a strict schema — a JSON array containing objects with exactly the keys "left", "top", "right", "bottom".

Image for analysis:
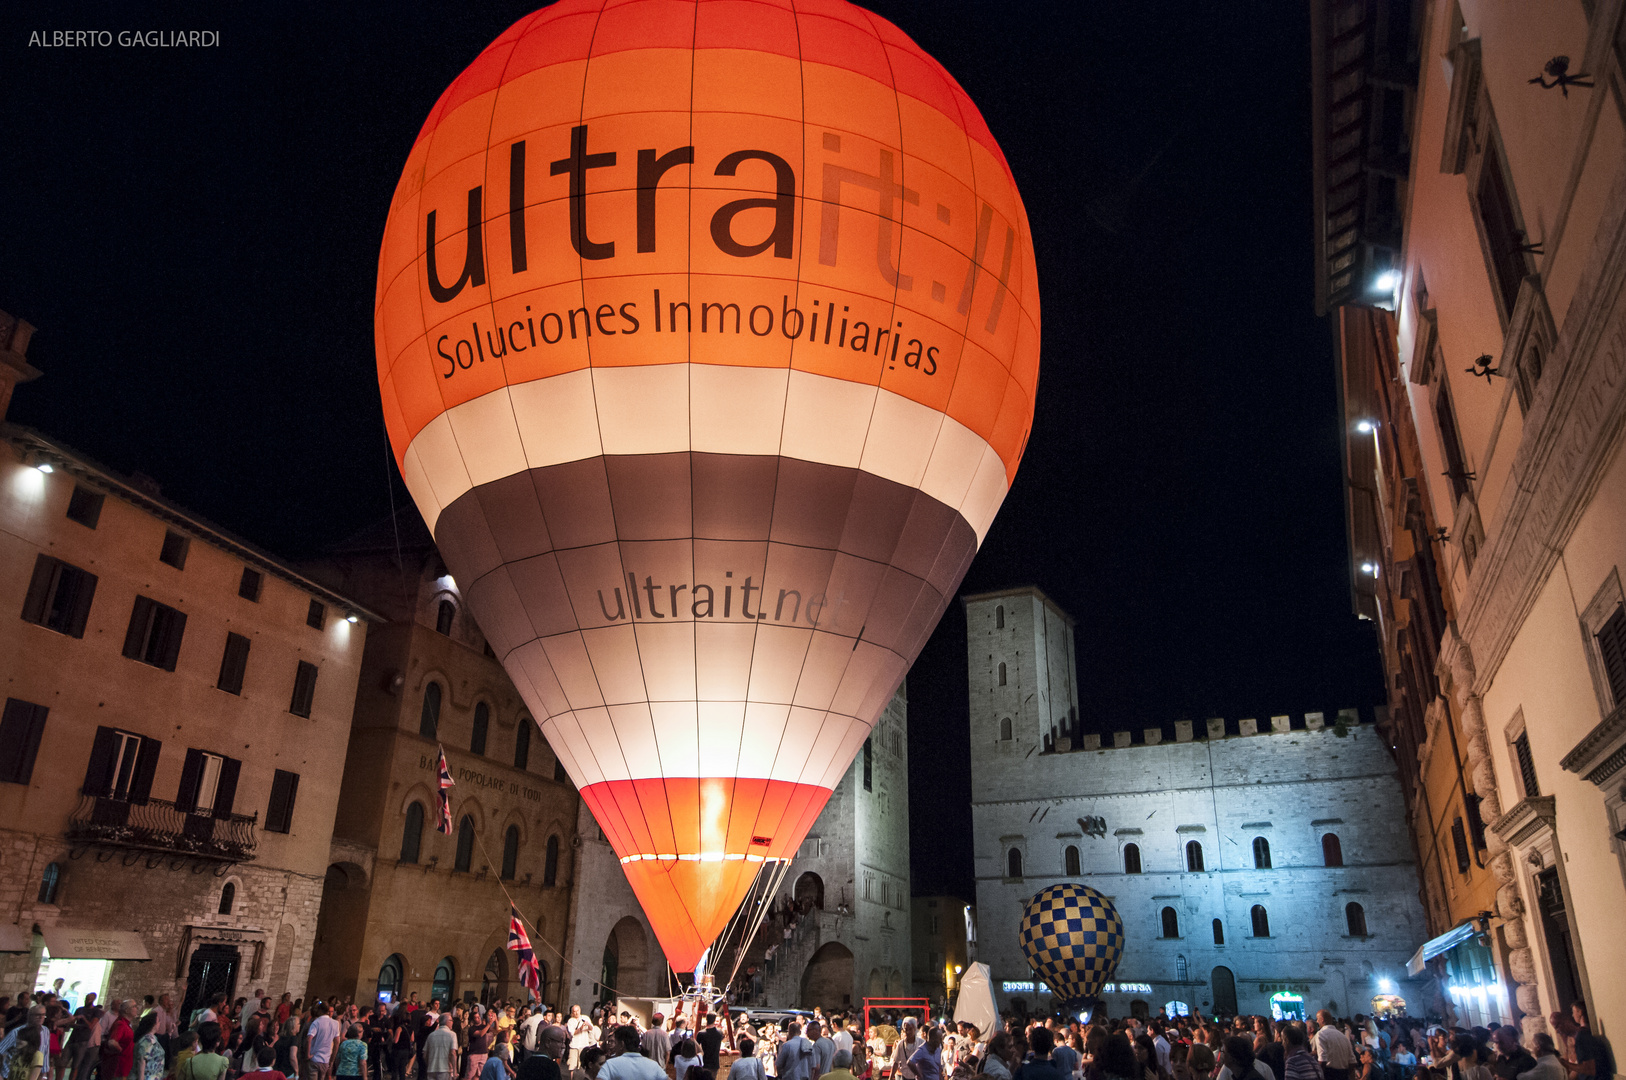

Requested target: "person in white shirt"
[
  {"left": 1152, "top": 1026, "right": 1172, "bottom": 1078},
  {"left": 566, "top": 1008, "right": 597, "bottom": 1071},
  {"left": 307, "top": 1004, "right": 344, "bottom": 1080},
  {"left": 521, "top": 1013, "right": 546, "bottom": 1060},
  {"left": 1311, "top": 1015, "right": 1355, "bottom": 1080},
  {"left": 830, "top": 1023, "right": 853, "bottom": 1060}
]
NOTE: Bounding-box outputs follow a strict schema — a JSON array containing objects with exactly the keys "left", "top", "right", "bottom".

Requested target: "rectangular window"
[
  {"left": 1435, "top": 383, "right": 1472, "bottom": 504},
  {"left": 1476, "top": 137, "right": 1530, "bottom": 320},
  {"left": 266, "top": 769, "right": 299, "bottom": 834},
  {"left": 66, "top": 485, "right": 104, "bottom": 529},
  {"left": 1514, "top": 732, "right": 1541, "bottom": 799},
  {"left": 159, "top": 530, "right": 190, "bottom": 569},
  {"left": 176, "top": 747, "right": 239, "bottom": 816},
  {"left": 0, "top": 699, "right": 49, "bottom": 784},
  {"left": 554, "top": 759, "right": 570, "bottom": 784},
  {"left": 83, "top": 726, "right": 161, "bottom": 803},
  {"left": 306, "top": 599, "right": 326, "bottom": 630},
  {"left": 1451, "top": 816, "right": 1472, "bottom": 874},
  {"left": 21, "top": 555, "right": 98, "bottom": 638},
  {"left": 239, "top": 568, "right": 263, "bottom": 602},
  {"left": 1596, "top": 607, "right": 1626, "bottom": 708},
  {"left": 195, "top": 753, "right": 224, "bottom": 813},
  {"left": 863, "top": 737, "right": 873, "bottom": 791},
  {"left": 1465, "top": 792, "right": 1489, "bottom": 851},
  {"left": 122, "top": 596, "right": 187, "bottom": 670},
  {"left": 217, "top": 632, "right": 251, "bottom": 695},
  {"left": 289, "top": 660, "right": 319, "bottom": 717}
]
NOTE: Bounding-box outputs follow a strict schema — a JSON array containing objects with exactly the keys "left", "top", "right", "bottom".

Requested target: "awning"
[
  {"left": 1406, "top": 920, "right": 1478, "bottom": 976},
  {"left": 41, "top": 927, "right": 150, "bottom": 961},
  {"left": 0, "top": 924, "right": 31, "bottom": 953}
]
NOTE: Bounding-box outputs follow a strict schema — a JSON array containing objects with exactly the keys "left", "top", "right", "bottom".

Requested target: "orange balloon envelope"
[{"left": 375, "top": 0, "right": 1039, "bottom": 973}]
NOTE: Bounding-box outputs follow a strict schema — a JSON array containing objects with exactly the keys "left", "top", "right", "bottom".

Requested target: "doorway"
[
  {"left": 1535, "top": 868, "right": 1584, "bottom": 1013},
  {"left": 181, "top": 945, "right": 240, "bottom": 1027},
  {"left": 1211, "top": 966, "right": 1237, "bottom": 1017}
]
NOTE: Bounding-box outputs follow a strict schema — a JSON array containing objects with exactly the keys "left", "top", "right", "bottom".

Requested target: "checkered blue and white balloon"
[{"left": 1018, "top": 882, "right": 1126, "bottom": 1006}]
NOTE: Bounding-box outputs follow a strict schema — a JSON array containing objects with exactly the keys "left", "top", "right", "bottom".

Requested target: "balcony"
[{"left": 67, "top": 794, "right": 258, "bottom": 863}]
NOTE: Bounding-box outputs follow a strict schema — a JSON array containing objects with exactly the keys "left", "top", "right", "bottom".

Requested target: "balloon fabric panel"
[{"left": 376, "top": 0, "right": 1037, "bottom": 972}]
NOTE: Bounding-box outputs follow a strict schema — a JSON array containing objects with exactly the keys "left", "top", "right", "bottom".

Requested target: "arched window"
[
  {"left": 1176, "top": 954, "right": 1188, "bottom": 981},
  {"left": 37, "top": 862, "right": 60, "bottom": 904},
  {"left": 218, "top": 882, "right": 235, "bottom": 915},
  {"left": 1322, "top": 832, "right": 1344, "bottom": 867},
  {"left": 482, "top": 949, "right": 505, "bottom": 1006},
  {"left": 455, "top": 814, "right": 475, "bottom": 872},
  {"left": 1253, "top": 836, "right": 1272, "bottom": 869},
  {"left": 543, "top": 835, "right": 560, "bottom": 886},
  {"left": 515, "top": 720, "right": 531, "bottom": 770},
  {"left": 378, "top": 955, "right": 404, "bottom": 1003},
  {"left": 436, "top": 599, "right": 455, "bottom": 636},
  {"left": 1251, "top": 904, "right": 1271, "bottom": 938},
  {"left": 432, "top": 957, "right": 455, "bottom": 1004},
  {"left": 1212, "top": 918, "right": 1224, "bottom": 945},
  {"left": 401, "top": 802, "right": 424, "bottom": 864},
  {"left": 997, "top": 662, "right": 1007, "bottom": 687},
  {"left": 996, "top": 605, "right": 1005, "bottom": 629},
  {"left": 1161, "top": 907, "right": 1179, "bottom": 938},
  {"left": 999, "top": 717, "right": 1013, "bottom": 741},
  {"left": 420, "top": 682, "right": 442, "bottom": 739},
  {"left": 471, "top": 702, "right": 489, "bottom": 756},
  {"left": 1006, "top": 848, "right": 1023, "bottom": 879},
  {"left": 1345, "top": 902, "right": 1367, "bottom": 937},
  {"left": 502, "top": 825, "right": 519, "bottom": 880},
  {"left": 1065, "top": 845, "right": 1080, "bottom": 876},
  {"left": 1124, "top": 844, "right": 1142, "bottom": 874},
  {"left": 1186, "top": 840, "right": 1205, "bottom": 872}
]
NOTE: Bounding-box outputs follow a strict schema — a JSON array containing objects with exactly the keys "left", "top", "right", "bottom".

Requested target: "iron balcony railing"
[{"left": 67, "top": 794, "right": 258, "bottom": 862}]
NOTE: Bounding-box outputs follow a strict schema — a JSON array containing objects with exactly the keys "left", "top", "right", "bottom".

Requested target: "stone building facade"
[
  {"left": 305, "top": 521, "right": 606, "bottom": 1007},
  {"left": 740, "top": 685, "right": 912, "bottom": 1013},
  {"left": 0, "top": 342, "right": 374, "bottom": 1012},
  {"left": 911, "top": 896, "right": 972, "bottom": 1011},
  {"left": 966, "top": 588, "right": 1428, "bottom": 1020},
  {"left": 562, "top": 798, "right": 667, "bottom": 1006},
  {"left": 1311, "top": 0, "right": 1626, "bottom": 1042}
]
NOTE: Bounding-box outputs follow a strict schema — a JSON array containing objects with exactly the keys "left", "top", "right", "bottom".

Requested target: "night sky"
[{"left": 4, "top": 2, "right": 1384, "bottom": 899}]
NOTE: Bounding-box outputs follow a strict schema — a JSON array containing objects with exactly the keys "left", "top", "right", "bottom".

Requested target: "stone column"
[{"left": 1445, "top": 630, "right": 1542, "bottom": 1040}]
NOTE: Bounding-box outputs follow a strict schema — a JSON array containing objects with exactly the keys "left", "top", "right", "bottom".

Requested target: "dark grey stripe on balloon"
[{"left": 433, "top": 452, "right": 978, "bottom": 667}]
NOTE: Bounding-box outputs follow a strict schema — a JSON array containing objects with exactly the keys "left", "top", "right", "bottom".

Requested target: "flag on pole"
[
  {"left": 436, "top": 745, "right": 454, "bottom": 834},
  {"left": 507, "top": 905, "right": 542, "bottom": 1000}
]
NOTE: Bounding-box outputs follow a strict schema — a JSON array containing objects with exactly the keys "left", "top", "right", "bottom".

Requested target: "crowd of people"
[
  {"left": 903, "top": 1003, "right": 1616, "bottom": 1080},
  {"left": 0, "top": 987, "right": 1615, "bottom": 1080}
]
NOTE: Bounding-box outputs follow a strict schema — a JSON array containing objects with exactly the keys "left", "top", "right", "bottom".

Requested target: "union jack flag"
[
  {"left": 436, "top": 745, "right": 454, "bottom": 834},
  {"left": 507, "top": 905, "right": 542, "bottom": 1000}
]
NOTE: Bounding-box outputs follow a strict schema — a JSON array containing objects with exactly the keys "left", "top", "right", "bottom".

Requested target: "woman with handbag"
[{"left": 179, "top": 1024, "right": 232, "bottom": 1080}]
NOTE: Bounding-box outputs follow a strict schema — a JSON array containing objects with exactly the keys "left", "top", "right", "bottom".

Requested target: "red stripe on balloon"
[{"left": 579, "top": 776, "right": 834, "bottom": 972}]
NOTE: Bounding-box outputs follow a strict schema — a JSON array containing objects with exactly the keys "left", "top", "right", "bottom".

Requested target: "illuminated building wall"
[
  {"left": 1313, "top": 0, "right": 1626, "bottom": 1042},
  {"left": 966, "top": 588, "right": 1427, "bottom": 1020},
  {"left": 0, "top": 326, "right": 373, "bottom": 1009}
]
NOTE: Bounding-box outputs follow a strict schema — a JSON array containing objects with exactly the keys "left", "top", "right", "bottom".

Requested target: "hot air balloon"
[
  {"left": 1018, "top": 883, "right": 1125, "bottom": 1009},
  {"left": 374, "top": 0, "right": 1039, "bottom": 973}
]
